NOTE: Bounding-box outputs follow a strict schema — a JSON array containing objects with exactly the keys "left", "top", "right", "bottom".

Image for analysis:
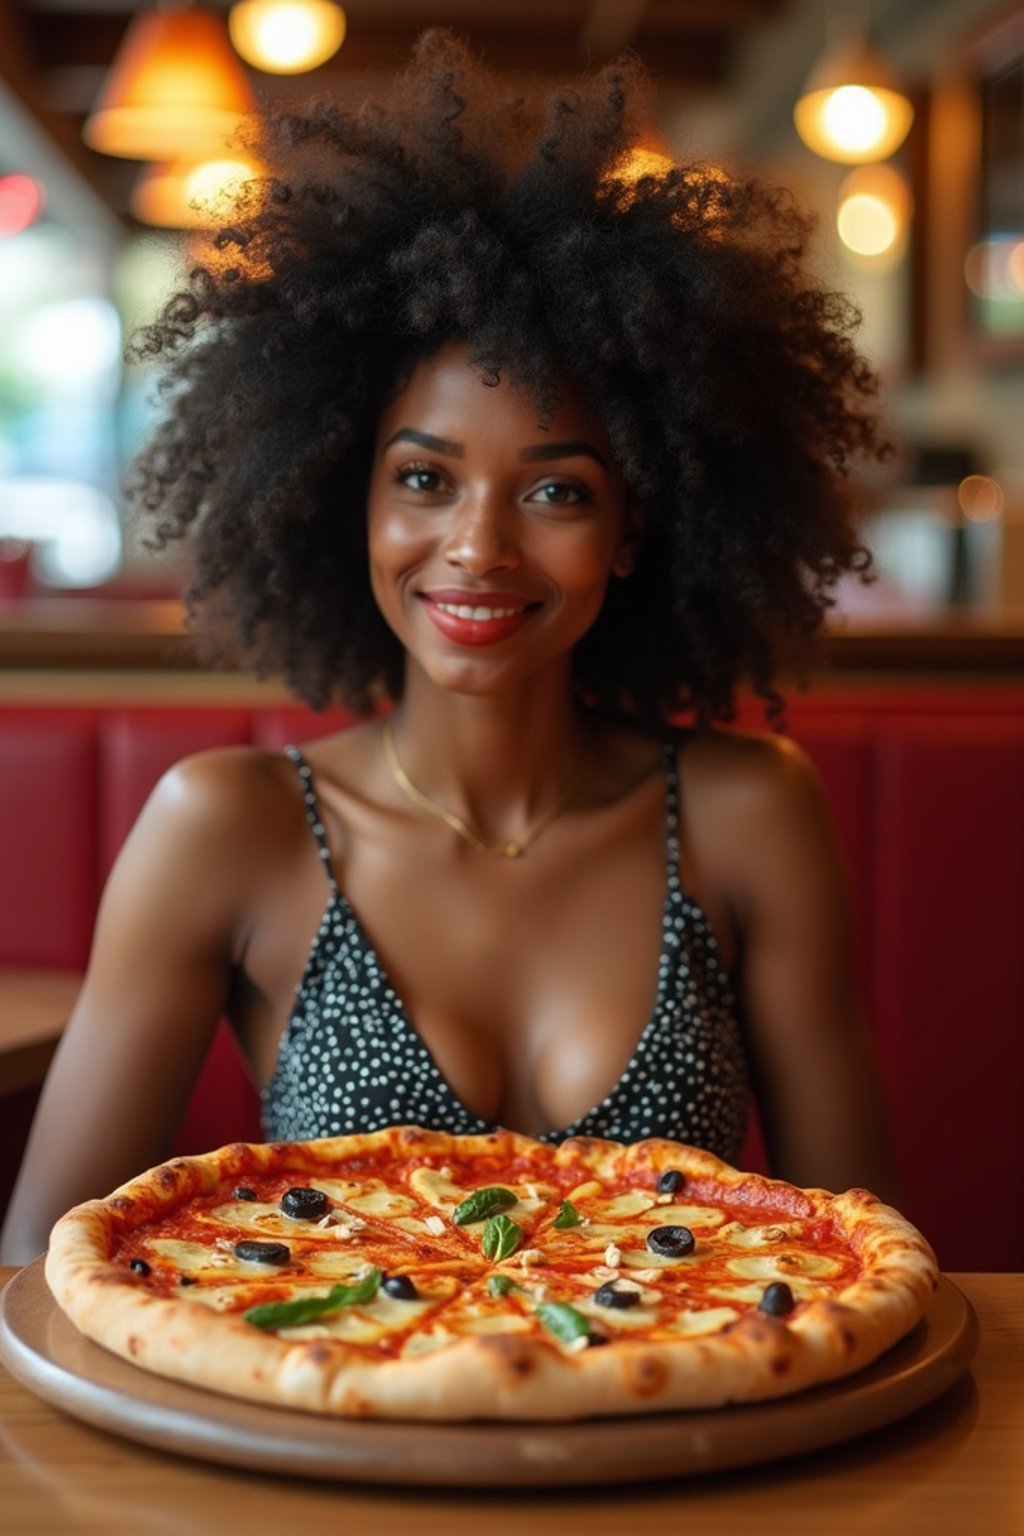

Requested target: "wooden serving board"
[{"left": 0, "top": 1262, "right": 978, "bottom": 1488}]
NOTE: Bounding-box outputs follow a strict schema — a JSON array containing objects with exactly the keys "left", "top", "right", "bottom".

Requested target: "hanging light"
[
  {"left": 836, "top": 164, "right": 912, "bottom": 263},
  {"left": 83, "top": 5, "right": 255, "bottom": 161},
  {"left": 132, "top": 153, "right": 264, "bottom": 228},
  {"left": 794, "top": 23, "right": 913, "bottom": 163},
  {"left": 229, "top": 0, "right": 346, "bottom": 74}
]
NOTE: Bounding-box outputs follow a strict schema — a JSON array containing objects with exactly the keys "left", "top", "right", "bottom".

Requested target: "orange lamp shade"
[{"left": 83, "top": 6, "right": 256, "bottom": 161}]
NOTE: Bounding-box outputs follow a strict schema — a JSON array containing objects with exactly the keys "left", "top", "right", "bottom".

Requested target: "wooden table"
[
  {"left": 0, "top": 1272, "right": 1019, "bottom": 1535},
  {"left": 0, "top": 970, "right": 81, "bottom": 1095}
]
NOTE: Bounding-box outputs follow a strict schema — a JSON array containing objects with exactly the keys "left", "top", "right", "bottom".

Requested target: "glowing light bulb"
[
  {"left": 822, "top": 86, "right": 887, "bottom": 157},
  {"left": 229, "top": 0, "right": 346, "bottom": 74},
  {"left": 836, "top": 165, "right": 911, "bottom": 264},
  {"left": 794, "top": 31, "right": 913, "bottom": 164},
  {"left": 132, "top": 155, "right": 263, "bottom": 228},
  {"left": 838, "top": 192, "right": 897, "bottom": 255}
]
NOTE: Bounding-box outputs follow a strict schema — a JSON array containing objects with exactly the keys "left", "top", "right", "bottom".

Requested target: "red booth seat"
[{"left": 1, "top": 688, "right": 1022, "bottom": 1271}]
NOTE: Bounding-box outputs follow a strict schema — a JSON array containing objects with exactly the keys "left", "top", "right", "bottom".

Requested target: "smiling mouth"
[
  {"left": 432, "top": 601, "right": 531, "bottom": 621},
  {"left": 418, "top": 593, "right": 542, "bottom": 647}
]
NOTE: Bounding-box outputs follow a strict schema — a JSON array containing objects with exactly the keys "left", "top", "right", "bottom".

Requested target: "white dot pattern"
[{"left": 263, "top": 745, "right": 750, "bottom": 1157}]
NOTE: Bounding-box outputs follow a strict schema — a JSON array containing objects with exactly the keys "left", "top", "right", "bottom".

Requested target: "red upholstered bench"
[{"left": 2, "top": 688, "right": 1022, "bottom": 1270}]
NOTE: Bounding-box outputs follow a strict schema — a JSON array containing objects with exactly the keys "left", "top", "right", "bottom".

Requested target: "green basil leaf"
[
  {"left": 487, "top": 1274, "right": 521, "bottom": 1298},
  {"left": 537, "top": 1301, "right": 592, "bottom": 1347},
  {"left": 481, "top": 1213, "right": 523, "bottom": 1262},
  {"left": 243, "top": 1268, "right": 382, "bottom": 1331},
  {"left": 452, "top": 1186, "right": 518, "bottom": 1226},
  {"left": 552, "top": 1199, "right": 580, "bottom": 1230}
]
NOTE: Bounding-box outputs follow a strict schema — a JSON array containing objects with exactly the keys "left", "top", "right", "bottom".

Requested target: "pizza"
[{"left": 44, "top": 1127, "right": 938, "bottom": 1422}]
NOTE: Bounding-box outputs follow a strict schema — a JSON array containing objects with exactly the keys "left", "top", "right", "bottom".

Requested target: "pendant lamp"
[
  {"left": 229, "top": 0, "right": 346, "bottom": 75},
  {"left": 794, "top": 24, "right": 913, "bottom": 164},
  {"left": 132, "top": 154, "right": 263, "bottom": 228},
  {"left": 836, "top": 164, "right": 912, "bottom": 263},
  {"left": 83, "top": 5, "right": 255, "bottom": 161}
]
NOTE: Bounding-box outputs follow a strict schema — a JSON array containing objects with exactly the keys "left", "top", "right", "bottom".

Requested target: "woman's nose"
[{"left": 442, "top": 492, "right": 520, "bottom": 573}]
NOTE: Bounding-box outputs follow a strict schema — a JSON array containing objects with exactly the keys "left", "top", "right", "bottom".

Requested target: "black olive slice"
[
  {"left": 129, "top": 1258, "right": 150, "bottom": 1276},
  {"left": 381, "top": 1275, "right": 419, "bottom": 1301},
  {"left": 646, "top": 1224, "right": 696, "bottom": 1258},
  {"left": 656, "top": 1169, "right": 686, "bottom": 1195},
  {"left": 179, "top": 1275, "right": 197, "bottom": 1286},
  {"left": 587, "top": 1333, "right": 611, "bottom": 1347},
  {"left": 280, "top": 1186, "right": 330, "bottom": 1221},
  {"left": 759, "top": 1281, "right": 796, "bottom": 1316},
  {"left": 234, "top": 1240, "right": 292, "bottom": 1265},
  {"left": 593, "top": 1282, "right": 641, "bottom": 1310},
  {"left": 232, "top": 1186, "right": 258, "bottom": 1202}
]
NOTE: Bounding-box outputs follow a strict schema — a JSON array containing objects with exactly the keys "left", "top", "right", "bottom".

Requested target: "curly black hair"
[{"left": 128, "top": 29, "right": 882, "bottom": 726}]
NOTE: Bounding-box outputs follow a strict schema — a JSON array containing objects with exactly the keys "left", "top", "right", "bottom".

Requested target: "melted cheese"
[
  {"left": 301, "top": 1249, "right": 386, "bottom": 1280},
  {"left": 619, "top": 1245, "right": 701, "bottom": 1270},
  {"left": 573, "top": 1298, "right": 661, "bottom": 1331},
  {"left": 400, "top": 1326, "right": 464, "bottom": 1357},
  {"left": 592, "top": 1191, "right": 657, "bottom": 1219},
  {"left": 566, "top": 1180, "right": 602, "bottom": 1201},
  {"left": 708, "top": 1278, "right": 822, "bottom": 1304},
  {"left": 176, "top": 1285, "right": 246, "bottom": 1312},
  {"left": 203, "top": 1201, "right": 366, "bottom": 1242},
  {"left": 666, "top": 1306, "right": 740, "bottom": 1336},
  {"left": 408, "top": 1167, "right": 471, "bottom": 1208},
  {"left": 391, "top": 1215, "right": 455, "bottom": 1239},
  {"left": 453, "top": 1311, "right": 533, "bottom": 1336},
  {"left": 147, "top": 1237, "right": 237, "bottom": 1274},
  {"left": 639, "top": 1202, "right": 725, "bottom": 1229},
  {"left": 725, "top": 1251, "right": 842, "bottom": 1280},
  {"left": 718, "top": 1221, "right": 797, "bottom": 1248},
  {"left": 277, "top": 1291, "right": 436, "bottom": 1343}
]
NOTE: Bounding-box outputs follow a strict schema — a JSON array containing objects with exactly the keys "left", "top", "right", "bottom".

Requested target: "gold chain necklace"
[{"left": 382, "top": 717, "right": 580, "bottom": 859}]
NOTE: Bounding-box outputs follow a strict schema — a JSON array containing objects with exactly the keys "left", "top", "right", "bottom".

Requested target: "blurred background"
[{"left": 0, "top": 0, "right": 1021, "bottom": 634}]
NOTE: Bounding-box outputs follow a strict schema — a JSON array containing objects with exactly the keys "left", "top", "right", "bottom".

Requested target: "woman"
[{"left": 1, "top": 34, "right": 896, "bottom": 1264}]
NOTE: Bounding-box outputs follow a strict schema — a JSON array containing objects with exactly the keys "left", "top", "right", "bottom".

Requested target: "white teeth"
[{"left": 434, "top": 602, "right": 527, "bottom": 621}]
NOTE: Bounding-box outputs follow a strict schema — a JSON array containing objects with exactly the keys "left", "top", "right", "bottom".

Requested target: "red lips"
[{"left": 418, "top": 589, "right": 541, "bottom": 648}]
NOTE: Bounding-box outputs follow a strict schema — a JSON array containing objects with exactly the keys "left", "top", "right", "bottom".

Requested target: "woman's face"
[{"left": 367, "top": 342, "right": 635, "bottom": 698}]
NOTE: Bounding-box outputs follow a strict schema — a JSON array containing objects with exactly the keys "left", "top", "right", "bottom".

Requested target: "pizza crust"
[{"left": 44, "top": 1128, "right": 939, "bottom": 1422}]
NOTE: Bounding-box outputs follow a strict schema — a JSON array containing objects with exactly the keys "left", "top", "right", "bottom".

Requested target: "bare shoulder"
[
  {"left": 117, "top": 743, "right": 319, "bottom": 906},
  {"left": 677, "top": 727, "right": 825, "bottom": 815},
  {"left": 152, "top": 740, "right": 296, "bottom": 806},
  {"left": 674, "top": 728, "right": 836, "bottom": 907}
]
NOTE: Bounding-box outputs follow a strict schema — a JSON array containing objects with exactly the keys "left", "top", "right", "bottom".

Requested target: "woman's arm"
[
  {"left": 0, "top": 752, "right": 260, "bottom": 1263},
  {"left": 713, "top": 735, "right": 900, "bottom": 1203}
]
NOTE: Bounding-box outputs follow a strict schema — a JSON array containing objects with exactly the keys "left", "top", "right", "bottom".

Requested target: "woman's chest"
[{"left": 234, "top": 781, "right": 738, "bottom": 1135}]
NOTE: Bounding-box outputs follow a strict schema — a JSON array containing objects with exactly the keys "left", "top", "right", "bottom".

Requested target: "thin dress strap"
[{"left": 284, "top": 745, "right": 339, "bottom": 895}]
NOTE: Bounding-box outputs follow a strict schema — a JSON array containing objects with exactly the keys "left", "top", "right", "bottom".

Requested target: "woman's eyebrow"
[
  {"left": 519, "top": 441, "right": 608, "bottom": 469},
  {"left": 382, "top": 428, "right": 608, "bottom": 470},
  {"left": 383, "top": 428, "right": 463, "bottom": 456}
]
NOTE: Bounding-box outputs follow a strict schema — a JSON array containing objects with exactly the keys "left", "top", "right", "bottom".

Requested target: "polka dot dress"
[{"left": 263, "top": 744, "right": 750, "bottom": 1159}]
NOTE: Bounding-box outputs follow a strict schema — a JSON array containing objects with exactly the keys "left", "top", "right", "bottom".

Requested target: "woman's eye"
[
  {"left": 530, "top": 482, "right": 587, "bottom": 506},
  {"left": 396, "top": 466, "right": 444, "bottom": 493}
]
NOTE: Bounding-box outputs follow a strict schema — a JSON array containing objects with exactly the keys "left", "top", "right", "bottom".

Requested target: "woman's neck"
[{"left": 386, "top": 663, "right": 590, "bottom": 841}]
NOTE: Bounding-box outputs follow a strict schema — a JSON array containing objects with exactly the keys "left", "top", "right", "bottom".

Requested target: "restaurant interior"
[{"left": 0, "top": 1, "right": 1021, "bottom": 1523}]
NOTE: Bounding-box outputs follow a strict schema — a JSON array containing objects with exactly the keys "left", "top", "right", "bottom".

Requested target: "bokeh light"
[{"left": 0, "top": 175, "right": 45, "bottom": 238}]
